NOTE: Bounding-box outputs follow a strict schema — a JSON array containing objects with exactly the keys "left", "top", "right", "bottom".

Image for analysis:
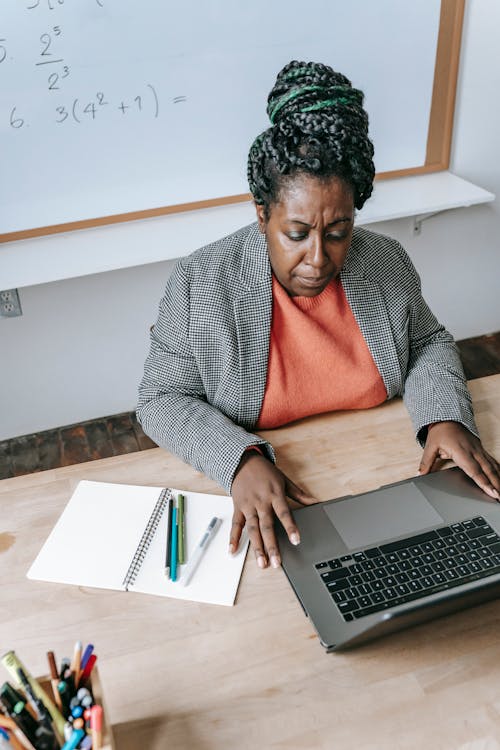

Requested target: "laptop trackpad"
[{"left": 323, "top": 483, "right": 444, "bottom": 550}]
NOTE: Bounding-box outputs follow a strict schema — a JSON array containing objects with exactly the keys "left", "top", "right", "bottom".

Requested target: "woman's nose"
[{"left": 306, "top": 235, "right": 328, "bottom": 267}]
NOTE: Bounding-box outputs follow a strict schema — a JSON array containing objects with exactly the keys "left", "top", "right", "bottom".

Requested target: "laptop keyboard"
[{"left": 315, "top": 516, "right": 500, "bottom": 622}]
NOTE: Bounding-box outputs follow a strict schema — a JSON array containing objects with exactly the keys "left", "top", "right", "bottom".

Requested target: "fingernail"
[
  {"left": 257, "top": 556, "right": 267, "bottom": 569},
  {"left": 417, "top": 470, "right": 422, "bottom": 476},
  {"left": 228, "top": 543, "right": 235, "bottom": 555},
  {"left": 290, "top": 532, "right": 300, "bottom": 546},
  {"left": 271, "top": 555, "right": 281, "bottom": 569},
  {"left": 492, "top": 489, "right": 500, "bottom": 500}
]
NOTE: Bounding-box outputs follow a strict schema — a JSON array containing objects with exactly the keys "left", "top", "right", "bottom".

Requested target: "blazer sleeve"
[
  {"left": 136, "top": 258, "right": 275, "bottom": 494},
  {"left": 394, "top": 244, "right": 479, "bottom": 445}
]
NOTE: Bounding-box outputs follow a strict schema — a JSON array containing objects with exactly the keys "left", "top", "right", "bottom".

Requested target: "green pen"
[{"left": 177, "top": 493, "right": 186, "bottom": 564}]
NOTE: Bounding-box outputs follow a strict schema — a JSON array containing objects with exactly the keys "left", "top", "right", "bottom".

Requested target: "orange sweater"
[{"left": 256, "top": 275, "right": 387, "bottom": 429}]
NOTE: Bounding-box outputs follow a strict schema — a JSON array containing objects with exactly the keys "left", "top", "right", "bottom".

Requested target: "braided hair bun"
[{"left": 248, "top": 60, "right": 375, "bottom": 214}]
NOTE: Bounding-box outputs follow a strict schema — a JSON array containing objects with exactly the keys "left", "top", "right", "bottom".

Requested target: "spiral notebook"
[{"left": 27, "top": 480, "right": 248, "bottom": 606}]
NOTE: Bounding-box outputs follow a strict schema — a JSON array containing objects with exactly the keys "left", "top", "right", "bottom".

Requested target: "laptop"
[{"left": 277, "top": 467, "right": 500, "bottom": 651}]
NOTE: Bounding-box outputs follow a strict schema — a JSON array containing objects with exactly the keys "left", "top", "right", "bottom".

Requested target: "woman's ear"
[{"left": 255, "top": 203, "right": 267, "bottom": 234}]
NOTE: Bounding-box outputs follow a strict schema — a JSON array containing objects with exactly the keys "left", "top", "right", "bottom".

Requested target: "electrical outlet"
[{"left": 0, "top": 289, "right": 22, "bottom": 318}]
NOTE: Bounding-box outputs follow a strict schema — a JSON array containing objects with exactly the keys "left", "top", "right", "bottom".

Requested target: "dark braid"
[{"left": 248, "top": 60, "right": 375, "bottom": 216}]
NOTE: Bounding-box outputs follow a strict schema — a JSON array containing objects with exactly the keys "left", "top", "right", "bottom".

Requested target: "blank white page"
[{"left": 27, "top": 480, "right": 162, "bottom": 590}]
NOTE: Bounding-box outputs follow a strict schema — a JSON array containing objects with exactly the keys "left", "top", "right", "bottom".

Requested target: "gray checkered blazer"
[{"left": 137, "top": 223, "right": 477, "bottom": 493}]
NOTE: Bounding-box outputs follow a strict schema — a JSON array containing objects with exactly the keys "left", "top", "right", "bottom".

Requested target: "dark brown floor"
[
  {"left": 456, "top": 331, "right": 500, "bottom": 381},
  {"left": 1, "top": 331, "right": 500, "bottom": 480},
  {"left": 0, "top": 412, "right": 156, "bottom": 480}
]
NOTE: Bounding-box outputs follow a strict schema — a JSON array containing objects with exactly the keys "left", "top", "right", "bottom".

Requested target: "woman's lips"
[{"left": 295, "top": 274, "right": 330, "bottom": 288}]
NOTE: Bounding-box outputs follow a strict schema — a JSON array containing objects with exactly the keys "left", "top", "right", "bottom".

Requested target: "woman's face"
[{"left": 256, "top": 174, "right": 354, "bottom": 297}]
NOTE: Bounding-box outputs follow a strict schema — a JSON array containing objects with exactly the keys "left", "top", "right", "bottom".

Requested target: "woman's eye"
[{"left": 327, "top": 232, "right": 349, "bottom": 241}]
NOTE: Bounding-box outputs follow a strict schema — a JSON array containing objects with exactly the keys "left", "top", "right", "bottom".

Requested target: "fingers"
[
  {"left": 480, "top": 452, "right": 500, "bottom": 496},
  {"left": 231, "top": 505, "right": 283, "bottom": 569},
  {"left": 251, "top": 495, "right": 300, "bottom": 569},
  {"left": 419, "top": 443, "right": 441, "bottom": 475},
  {"left": 231, "top": 494, "right": 301, "bottom": 570},
  {"left": 419, "top": 423, "right": 500, "bottom": 500},
  {"left": 272, "top": 496, "right": 301, "bottom": 549},
  {"left": 458, "top": 450, "right": 500, "bottom": 500},
  {"left": 244, "top": 511, "right": 268, "bottom": 569},
  {"left": 256, "top": 506, "right": 282, "bottom": 569},
  {"left": 284, "top": 476, "right": 318, "bottom": 506},
  {"left": 229, "top": 509, "right": 245, "bottom": 555},
  {"left": 231, "top": 503, "right": 283, "bottom": 569},
  {"left": 459, "top": 460, "right": 499, "bottom": 500}
]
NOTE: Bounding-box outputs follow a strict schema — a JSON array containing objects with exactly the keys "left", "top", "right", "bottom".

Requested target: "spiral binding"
[{"left": 122, "top": 487, "right": 173, "bottom": 590}]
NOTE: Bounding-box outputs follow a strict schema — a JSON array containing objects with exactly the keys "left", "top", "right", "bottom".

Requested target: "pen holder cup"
[{"left": 39, "top": 666, "right": 115, "bottom": 749}]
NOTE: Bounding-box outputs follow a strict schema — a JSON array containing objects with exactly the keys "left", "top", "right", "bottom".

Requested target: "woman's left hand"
[{"left": 419, "top": 421, "right": 500, "bottom": 500}]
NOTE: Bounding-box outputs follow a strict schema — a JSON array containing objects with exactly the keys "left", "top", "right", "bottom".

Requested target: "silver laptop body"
[{"left": 277, "top": 468, "right": 500, "bottom": 651}]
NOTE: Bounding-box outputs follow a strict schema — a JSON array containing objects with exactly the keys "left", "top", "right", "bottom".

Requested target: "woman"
[{"left": 137, "top": 60, "right": 500, "bottom": 571}]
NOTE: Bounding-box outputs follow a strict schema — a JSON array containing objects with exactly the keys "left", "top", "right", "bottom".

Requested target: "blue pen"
[
  {"left": 170, "top": 506, "right": 178, "bottom": 581},
  {"left": 61, "top": 728, "right": 85, "bottom": 750},
  {"left": 80, "top": 643, "right": 94, "bottom": 671}
]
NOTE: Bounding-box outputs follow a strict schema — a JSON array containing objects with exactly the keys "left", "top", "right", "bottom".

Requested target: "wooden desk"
[{"left": 1, "top": 375, "right": 500, "bottom": 750}]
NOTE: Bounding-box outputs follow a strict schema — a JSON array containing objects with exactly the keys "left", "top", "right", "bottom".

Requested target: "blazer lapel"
[
  {"left": 233, "top": 225, "right": 273, "bottom": 429},
  {"left": 341, "top": 252, "right": 403, "bottom": 399}
]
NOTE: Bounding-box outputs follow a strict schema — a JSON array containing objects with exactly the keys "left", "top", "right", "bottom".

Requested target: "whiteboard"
[{"left": 0, "top": 0, "right": 441, "bottom": 236}]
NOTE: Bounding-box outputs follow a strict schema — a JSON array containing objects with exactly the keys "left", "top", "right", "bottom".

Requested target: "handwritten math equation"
[
  {"left": 9, "top": 84, "right": 161, "bottom": 130},
  {"left": 2, "top": 4, "right": 187, "bottom": 130},
  {"left": 25, "top": 0, "right": 104, "bottom": 10}
]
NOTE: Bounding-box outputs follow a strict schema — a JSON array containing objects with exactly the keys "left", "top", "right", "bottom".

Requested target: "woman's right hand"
[{"left": 230, "top": 450, "right": 318, "bottom": 569}]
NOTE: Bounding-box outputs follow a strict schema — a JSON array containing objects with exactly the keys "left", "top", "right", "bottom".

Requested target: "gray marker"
[{"left": 180, "top": 517, "right": 222, "bottom": 586}]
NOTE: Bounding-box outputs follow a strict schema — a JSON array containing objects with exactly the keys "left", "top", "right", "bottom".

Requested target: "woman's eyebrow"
[{"left": 286, "top": 216, "right": 352, "bottom": 226}]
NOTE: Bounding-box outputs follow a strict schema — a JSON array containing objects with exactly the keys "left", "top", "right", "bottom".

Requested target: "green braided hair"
[{"left": 247, "top": 60, "right": 375, "bottom": 217}]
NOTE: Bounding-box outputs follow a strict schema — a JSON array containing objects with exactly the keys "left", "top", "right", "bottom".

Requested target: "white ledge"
[
  {"left": 358, "top": 171, "right": 495, "bottom": 225},
  {"left": 0, "top": 171, "right": 495, "bottom": 289}
]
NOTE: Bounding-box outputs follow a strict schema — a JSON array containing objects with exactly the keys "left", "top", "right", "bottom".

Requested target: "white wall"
[
  {"left": 1, "top": 0, "right": 499, "bottom": 441},
  {"left": 371, "top": 0, "right": 500, "bottom": 338}
]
